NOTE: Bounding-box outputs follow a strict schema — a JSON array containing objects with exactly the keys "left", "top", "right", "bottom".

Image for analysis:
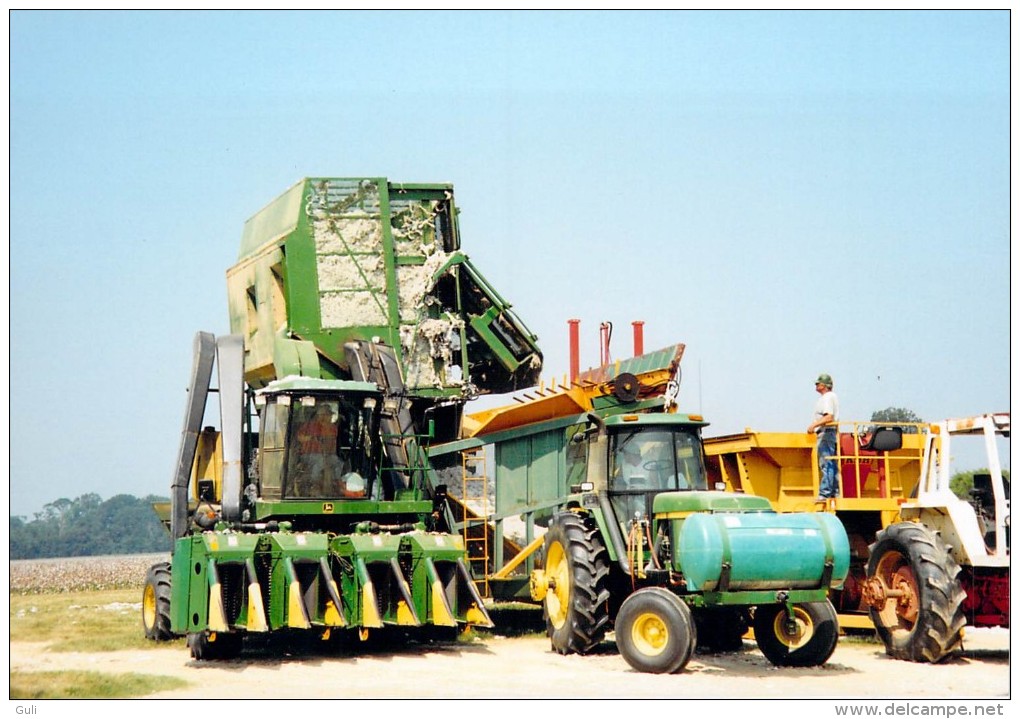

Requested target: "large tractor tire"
[
  {"left": 142, "top": 562, "right": 174, "bottom": 641},
  {"left": 753, "top": 601, "right": 839, "bottom": 667},
  {"left": 541, "top": 512, "right": 611, "bottom": 655},
  {"left": 616, "top": 588, "right": 697, "bottom": 674},
  {"left": 187, "top": 630, "right": 244, "bottom": 660},
  {"left": 865, "top": 522, "right": 966, "bottom": 663}
]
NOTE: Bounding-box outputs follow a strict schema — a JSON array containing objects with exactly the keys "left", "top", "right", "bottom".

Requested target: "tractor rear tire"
[
  {"left": 753, "top": 601, "right": 839, "bottom": 667},
  {"left": 867, "top": 522, "right": 966, "bottom": 663},
  {"left": 542, "top": 512, "right": 611, "bottom": 655},
  {"left": 142, "top": 562, "right": 173, "bottom": 641},
  {"left": 616, "top": 588, "right": 697, "bottom": 674},
  {"left": 187, "top": 631, "right": 243, "bottom": 660}
]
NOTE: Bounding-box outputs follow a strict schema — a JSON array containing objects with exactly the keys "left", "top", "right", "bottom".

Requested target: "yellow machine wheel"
[
  {"left": 768, "top": 605, "right": 813, "bottom": 649},
  {"left": 616, "top": 588, "right": 696, "bottom": 674},
  {"left": 630, "top": 612, "right": 669, "bottom": 656},
  {"left": 544, "top": 539, "right": 569, "bottom": 629},
  {"left": 141, "top": 562, "right": 174, "bottom": 641},
  {"left": 753, "top": 601, "right": 838, "bottom": 667},
  {"left": 541, "top": 512, "right": 610, "bottom": 655}
]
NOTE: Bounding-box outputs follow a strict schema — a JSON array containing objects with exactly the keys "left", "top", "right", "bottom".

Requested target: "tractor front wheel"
[
  {"left": 142, "top": 562, "right": 173, "bottom": 641},
  {"left": 865, "top": 522, "right": 966, "bottom": 662},
  {"left": 542, "top": 512, "right": 611, "bottom": 655},
  {"left": 616, "top": 588, "right": 697, "bottom": 674},
  {"left": 753, "top": 601, "right": 838, "bottom": 667}
]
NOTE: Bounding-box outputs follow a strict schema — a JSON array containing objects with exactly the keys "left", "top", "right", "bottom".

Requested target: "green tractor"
[{"left": 529, "top": 412, "right": 850, "bottom": 673}]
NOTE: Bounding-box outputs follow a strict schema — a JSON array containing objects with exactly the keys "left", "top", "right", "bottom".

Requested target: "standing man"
[{"left": 808, "top": 373, "right": 840, "bottom": 501}]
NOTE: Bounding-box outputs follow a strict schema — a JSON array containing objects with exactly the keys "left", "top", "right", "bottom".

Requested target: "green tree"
[
  {"left": 10, "top": 515, "right": 47, "bottom": 559},
  {"left": 10, "top": 493, "right": 171, "bottom": 559},
  {"left": 870, "top": 407, "right": 924, "bottom": 433},
  {"left": 950, "top": 468, "right": 1010, "bottom": 501}
]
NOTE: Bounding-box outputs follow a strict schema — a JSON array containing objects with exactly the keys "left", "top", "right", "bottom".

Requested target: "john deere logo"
[{"left": 323, "top": 503, "right": 335, "bottom": 513}]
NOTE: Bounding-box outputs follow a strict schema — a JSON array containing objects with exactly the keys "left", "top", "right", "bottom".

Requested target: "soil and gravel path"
[
  {"left": 10, "top": 628, "right": 1010, "bottom": 700},
  {"left": 9, "top": 554, "right": 1011, "bottom": 701}
]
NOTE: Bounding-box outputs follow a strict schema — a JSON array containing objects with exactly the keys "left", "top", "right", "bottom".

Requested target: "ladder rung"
[{"left": 461, "top": 448, "right": 491, "bottom": 597}]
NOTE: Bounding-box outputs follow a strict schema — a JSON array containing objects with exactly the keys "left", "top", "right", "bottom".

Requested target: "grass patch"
[
  {"left": 10, "top": 588, "right": 185, "bottom": 652},
  {"left": 10, "top": 670, "right": 188, "bottom": 699}
]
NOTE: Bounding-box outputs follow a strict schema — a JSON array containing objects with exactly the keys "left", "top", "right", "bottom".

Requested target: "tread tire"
[
  {"left": 867, "top": 522, "right": 966, "bottom": 663},
  {"left": 142, "top": 562, "right": 174, "bottom": 641},
  {"left": 753, "top": 601, "right": 839, "bottom": 667},
  {"left": 542, "top": 512, "right": 611, "bottom": 655},
  {"left": 616, "top": 588, "right": 697, "bottom": 674}
]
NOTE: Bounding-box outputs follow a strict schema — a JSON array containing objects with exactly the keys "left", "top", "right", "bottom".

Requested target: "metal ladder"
[{"left": 461, "top": 448, "right": 491, "bottom": 597}]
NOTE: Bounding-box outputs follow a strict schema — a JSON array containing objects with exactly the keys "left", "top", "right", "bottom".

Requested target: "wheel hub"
[
  {"left": 142, "top": 584, "right": 156, "bottom": 630},
  {"left": 545, "top": 541, "right": 570, "bottom": 628},
  {"left": 773, "top": 606, "right": 812, "bottom": 649},
  {"left": 867, "top": 549, "right": 921, "bottom": 631},
  {"left": 631, "top": 612, "right": 669, "bottom": 656}
]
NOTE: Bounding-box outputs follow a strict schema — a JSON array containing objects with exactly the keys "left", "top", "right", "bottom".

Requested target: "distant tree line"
[
  {"left": 870, "top": 407, "right": 924, "bottom": 432},
  {"left": 10, "top": 493, "right": 172, "bottom": 560}
]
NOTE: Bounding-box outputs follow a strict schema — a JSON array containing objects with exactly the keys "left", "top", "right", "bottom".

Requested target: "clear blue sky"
[{"left": 9, "top": 10, "right": 1011, "bottom": 519}]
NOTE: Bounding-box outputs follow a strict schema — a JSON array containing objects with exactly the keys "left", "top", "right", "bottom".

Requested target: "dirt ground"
[{"left": 10, "top": 627, "right": 1010, "bottom": 702}]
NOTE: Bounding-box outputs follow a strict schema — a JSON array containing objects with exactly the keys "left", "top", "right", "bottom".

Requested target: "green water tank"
[{"left": 677, "top": 511, "right": 850, "bottom": 592}]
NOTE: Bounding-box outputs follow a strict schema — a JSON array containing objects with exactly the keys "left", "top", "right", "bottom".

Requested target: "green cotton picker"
[{"left": 142, "top": 178, "right": 542, "bottom": 658}]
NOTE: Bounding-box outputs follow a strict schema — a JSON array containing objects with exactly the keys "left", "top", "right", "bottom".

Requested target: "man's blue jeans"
[{"left": 817, "top": 430, "right": 839, "bottom": 498}]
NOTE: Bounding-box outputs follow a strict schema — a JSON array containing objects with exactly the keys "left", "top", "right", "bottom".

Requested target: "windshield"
[
  {"left": 608, "top": 427, "right": 707, "bottom": 527},
  {"left": 259, "top": 395, "right": 378, "bottom": 501},
  {"left": 610, "top": 428, "right": 707, "bottom": 493}
]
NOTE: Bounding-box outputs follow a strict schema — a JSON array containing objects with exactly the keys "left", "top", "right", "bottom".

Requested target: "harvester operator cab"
[
  {"left": 289, "top": 400, "right": 361, "bottom": 498},
  {"left": 255, "top": 381, "right": 395, "bottom": 503}
]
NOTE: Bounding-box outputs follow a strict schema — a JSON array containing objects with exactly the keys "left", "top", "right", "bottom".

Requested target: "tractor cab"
[{"left": 600, "top": 414, "right": 710, "bottom": 534}]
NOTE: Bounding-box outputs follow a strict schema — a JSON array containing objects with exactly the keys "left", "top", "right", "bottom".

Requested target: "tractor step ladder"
[{"left": 461, "top": 448, "right": 491, "bottom": 597}]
